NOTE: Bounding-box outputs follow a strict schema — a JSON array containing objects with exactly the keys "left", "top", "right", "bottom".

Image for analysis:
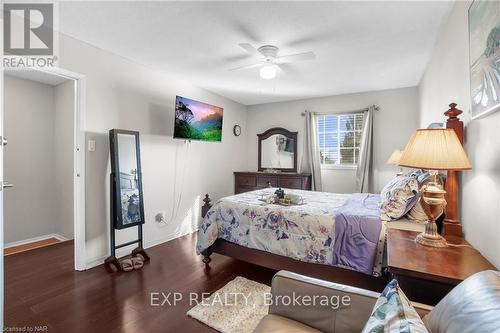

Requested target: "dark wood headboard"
[{"left": 443, "top": 103, "right": 464, "bottom": 237}]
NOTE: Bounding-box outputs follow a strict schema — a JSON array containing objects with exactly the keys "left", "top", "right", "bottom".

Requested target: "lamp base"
[{"left": 415, "top": 221, "right": 448, "bottom": 248}]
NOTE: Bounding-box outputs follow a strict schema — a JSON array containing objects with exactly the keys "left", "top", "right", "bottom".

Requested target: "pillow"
[
  {"left": 416, "top": 172, "right": 432, "bottom": 185},
  {"left": 407, "top": 169, "right": 425, "bottom": 181},
  {"left": 406, "top": 200, "right": 428, "bottom": 223},
  {"left": 408, "top": 170, "right": 446, "bottom": 186},
  {"left": 362, "top": 279, "right": 429, "bottom": 333},
  {"left": 380, "top": 175, "right": 419, "bottom": 221}
]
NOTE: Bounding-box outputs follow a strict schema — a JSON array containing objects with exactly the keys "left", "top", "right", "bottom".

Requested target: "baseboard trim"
[
  {"left": 5, "top": 233, "right": 71, "bottom": 249},
  {"left": 85, "top": 228, "right": 198, "bottom": 270}
]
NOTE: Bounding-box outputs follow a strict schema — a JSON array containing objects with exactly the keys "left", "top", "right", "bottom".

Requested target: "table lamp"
[
  {"left": 399, "top": 129, "right": 471, "bottom": 247},
  {"left": 387, "top": 149, "right": 404, "bottom": 175}
]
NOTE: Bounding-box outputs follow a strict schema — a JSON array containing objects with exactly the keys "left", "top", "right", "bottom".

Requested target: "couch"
[{"left": 253, "top": 270, "right": 500, "bottom": 333}]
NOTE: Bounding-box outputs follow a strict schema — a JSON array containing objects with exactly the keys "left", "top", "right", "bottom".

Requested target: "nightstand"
[{"left": 387, "top": 228, "right": 496, "bottom": 305}]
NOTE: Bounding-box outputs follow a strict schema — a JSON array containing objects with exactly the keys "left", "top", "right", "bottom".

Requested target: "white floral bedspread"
[{"left": 196, "top": 188, "right": 353, "bottom": 268}]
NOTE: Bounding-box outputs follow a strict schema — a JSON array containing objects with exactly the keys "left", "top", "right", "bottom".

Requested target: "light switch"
[{"left": 88, "top": 140, "right": 96, "bottom": 152}]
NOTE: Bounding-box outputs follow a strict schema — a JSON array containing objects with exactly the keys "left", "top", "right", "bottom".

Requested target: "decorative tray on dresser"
[{"left": 234, "top": 172, "right": 311, "bottom": 194}]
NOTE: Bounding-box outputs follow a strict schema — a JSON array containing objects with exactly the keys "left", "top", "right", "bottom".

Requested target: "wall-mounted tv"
[{"left": 174, "top": 96, "right": 224, "bottom": 142}]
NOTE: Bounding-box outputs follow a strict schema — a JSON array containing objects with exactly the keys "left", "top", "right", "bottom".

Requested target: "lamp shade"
[
  {"left": 399, "top": 129, "right": 471, "bottom": 170},
  {"left": 387, "top": 149, "right": 403, "bottom": 165}
]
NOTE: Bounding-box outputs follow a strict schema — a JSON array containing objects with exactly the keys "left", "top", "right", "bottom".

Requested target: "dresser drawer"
[
  {"left": 234, "top": 172, "right": 311, "bottom": 194},
  {"left": 235, "top": 186, "right": 258, "bottom": 194},
  {"left": 257, "top": 176, "right": 278, "bottom": 187},
  {"left": 235, "top": 174, "right": 257, "bottom": 187},
  {"left": 278, "top": 177, "right": 303, "bottom": 189}
]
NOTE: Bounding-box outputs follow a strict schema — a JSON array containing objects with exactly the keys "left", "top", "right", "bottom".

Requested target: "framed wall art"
[{"left": 469, "top": 0, "right": 500, "bottom": 119}]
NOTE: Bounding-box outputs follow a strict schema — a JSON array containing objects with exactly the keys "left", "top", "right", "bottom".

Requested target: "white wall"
[
  {"left": 245, "top": 87, "right": 419, "bottom": 193},
  {"left": 4, "top": 76, "right": 74, "bottom": 243},
  {"left": 418, "top": 1, "right": 500, "bottom": 268},
  {"left": 56, "top": 33, "right": 248, "bottom": 266}
]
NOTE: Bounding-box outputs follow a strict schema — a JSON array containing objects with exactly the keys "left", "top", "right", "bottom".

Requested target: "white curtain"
[
  {"left": 300, "top": 110, "right": 322, "bottom": 191},
  {"left": 356, "top": 105, "right": 375, "bottom": 193}
]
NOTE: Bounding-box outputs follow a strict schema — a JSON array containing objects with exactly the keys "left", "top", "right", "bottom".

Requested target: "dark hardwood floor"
[{"left": 5, "top": 233, "right": 276, "bottom": 333}]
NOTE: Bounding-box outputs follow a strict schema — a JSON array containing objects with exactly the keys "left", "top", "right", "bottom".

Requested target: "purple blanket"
[{"left": 332, "top": 193, "right": 382, "bottom": 275}]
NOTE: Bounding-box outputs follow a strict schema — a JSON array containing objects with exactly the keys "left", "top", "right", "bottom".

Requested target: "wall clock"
[{"left": 233, "top": 125, "right": 242, "bottom": 136}]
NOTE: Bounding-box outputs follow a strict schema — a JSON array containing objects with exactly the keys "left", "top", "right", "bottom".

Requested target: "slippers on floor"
[
  {"left": 133, "top": 252, "right": 146, "bottom": 262},
  {"left": 120, "top": 259, "right": 134, "bottom": 272},
  {"left": 131, "top": 257, "right": 144, "bottom": 270},
  {"left": 119, "top": 257, "right": 144, "bottom": 272}
]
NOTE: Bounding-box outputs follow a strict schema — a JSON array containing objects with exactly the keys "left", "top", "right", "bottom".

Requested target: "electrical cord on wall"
[
  {"left": 172, "top": 141, "right": 190, "bottom": 222},
  {"left": 157, "top": 140, "right": 191, "bottom": 227}
]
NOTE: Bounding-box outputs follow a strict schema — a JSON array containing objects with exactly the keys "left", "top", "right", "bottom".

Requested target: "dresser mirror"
[{"left": 258, "top": 127, "right": 298, "bottom": 172}]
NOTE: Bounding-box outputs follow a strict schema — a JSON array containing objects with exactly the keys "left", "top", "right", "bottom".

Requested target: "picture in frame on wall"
[{"left": 468, "top": 0, "right": 500, "bottom": 119}]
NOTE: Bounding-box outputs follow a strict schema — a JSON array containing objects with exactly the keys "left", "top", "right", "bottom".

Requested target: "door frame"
[
  {"left": 3, "top": 67, "right": 87, "bottom": 271},
  {"left": 1, "top": 65, "right": 5, "bottom": 329}
]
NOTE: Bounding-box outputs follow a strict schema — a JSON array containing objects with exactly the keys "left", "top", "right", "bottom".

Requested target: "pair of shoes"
[
  {"left": 132, "top": 257, "right": 144, "bottom": 269},
  {"left": 134, "top": 252, "right": 147, "bottom": 262},
  {"left": 120, "top": 257, "right": 144, "bottom": 271}
]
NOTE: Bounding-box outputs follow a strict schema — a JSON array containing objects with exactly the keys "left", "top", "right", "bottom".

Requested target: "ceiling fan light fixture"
[{"left": 260, "top": 65, "right": 277, "bottom": 80}]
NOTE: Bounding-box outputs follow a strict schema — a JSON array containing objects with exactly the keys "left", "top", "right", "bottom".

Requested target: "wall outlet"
[
  {"left": 88, "top": 139, "right": 96, "bottom": 152},
  {"left": 155, "top": 212, "right": 166, "bottom": 224}
]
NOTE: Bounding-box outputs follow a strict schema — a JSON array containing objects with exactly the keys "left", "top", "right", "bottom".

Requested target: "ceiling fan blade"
[
  {"left": 276, "top": 63, "right": 292, "bottom": 74},
  {"left": 275, "top": 51, "right": 316, "bottom": 64},
  {"left": 239, "top": 43, "right": 262, "bottom": 58},
  {"left": 228, "top": 62, "right": 263, "bottom": 71}
]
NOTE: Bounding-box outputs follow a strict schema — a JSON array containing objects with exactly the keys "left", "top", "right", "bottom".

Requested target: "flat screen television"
[{"left": 174, "top": 96, "right": 224, "bottom": 142}]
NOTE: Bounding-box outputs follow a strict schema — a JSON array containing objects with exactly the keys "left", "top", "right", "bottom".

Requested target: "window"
[{"left": 317, "top": 113, "right": 365, "bottom": 167}]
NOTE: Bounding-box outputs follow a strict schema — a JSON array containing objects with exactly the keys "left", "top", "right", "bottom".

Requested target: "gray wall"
[
  {"left": 245, "top": 87, "right": 419, "bottom": 193},
  {"left": 4, "top": 76, "right": 74, "bottom": 243},
  {"left": 418, "top": 1, "right": 500, "bottom": 268}
]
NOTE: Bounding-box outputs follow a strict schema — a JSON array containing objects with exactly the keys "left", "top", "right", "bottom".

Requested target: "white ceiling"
[
  {"left": 5, "top": 69, "right": 69, "bottom": 86},
  {"left": 59, "top": 1, "right": 453, "bottom": 105}
]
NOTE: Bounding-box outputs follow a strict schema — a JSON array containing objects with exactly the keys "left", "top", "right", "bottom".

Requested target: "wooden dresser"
[{"left": 234, "top": 172, "right": 311, "bottom": 194}]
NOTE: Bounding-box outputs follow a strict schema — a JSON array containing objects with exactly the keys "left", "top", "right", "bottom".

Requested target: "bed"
[
  {"left": 197, "top": 110, "right": 465, "bottom": 292},
  {"left": 197, "top": 188, "right": 424, "bottom": 291}
]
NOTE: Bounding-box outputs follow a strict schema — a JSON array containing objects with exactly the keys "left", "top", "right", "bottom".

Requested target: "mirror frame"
[
  {"left": 109, "top": 129, "right": 145, "bottom": 230},
  {"left": 257, "top": 127, "right": 298, "bottom": 173}
]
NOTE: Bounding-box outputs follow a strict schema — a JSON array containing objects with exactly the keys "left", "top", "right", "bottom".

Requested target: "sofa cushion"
[
  {"left": 361, "top": 279, "right": 428, "bottom": 333},
  {"left": 269, "top": 270, "right": 379, "bottom": 333},
  {"left": 423, "top": 270, "right": 500, "bottom": 333},
  {"left": 253, "top": 314, "right": 322, "bottom": 333}
]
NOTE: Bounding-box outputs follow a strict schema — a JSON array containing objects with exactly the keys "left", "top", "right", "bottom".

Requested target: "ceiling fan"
[{"left": 229, "top": 43, "right": 316, "bottom": 79}]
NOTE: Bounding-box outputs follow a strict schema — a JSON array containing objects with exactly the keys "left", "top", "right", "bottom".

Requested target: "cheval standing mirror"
[{"left": 105, "top": 129, "right": 149, "bottom": 272}]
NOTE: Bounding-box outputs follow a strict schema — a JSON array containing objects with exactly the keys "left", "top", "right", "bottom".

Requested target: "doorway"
[{"left": 1, "top": 68, "right": 86, "bottom": 271}]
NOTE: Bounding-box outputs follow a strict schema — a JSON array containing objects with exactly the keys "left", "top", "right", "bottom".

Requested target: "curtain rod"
[{"left": 301, "top": 105, "right": 379, "bottom": 116}]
